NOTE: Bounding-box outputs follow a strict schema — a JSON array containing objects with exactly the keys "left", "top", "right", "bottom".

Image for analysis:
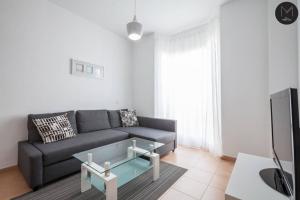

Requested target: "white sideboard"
[{"left": 225, "top": 153, "right": 289, "bottom": 200}]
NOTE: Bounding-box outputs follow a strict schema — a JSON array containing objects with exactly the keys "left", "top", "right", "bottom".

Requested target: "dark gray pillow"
[
  {"left": 76, "top": 110, "right": 111, "bottom": 133},
  {"left": 28, "top": 111, "right": 77, "bottom": 143}
]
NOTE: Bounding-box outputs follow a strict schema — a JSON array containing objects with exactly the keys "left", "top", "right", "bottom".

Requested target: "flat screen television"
[{"left": 260, "top": 88, "right": 300, "bottom": 200}]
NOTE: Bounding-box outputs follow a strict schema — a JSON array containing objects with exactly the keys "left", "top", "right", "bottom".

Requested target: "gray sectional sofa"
[{"left": 18, "top": 110, "right": 177, "bottom": 189}]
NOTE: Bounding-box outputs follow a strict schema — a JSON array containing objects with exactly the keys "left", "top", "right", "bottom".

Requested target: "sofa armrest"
[
  {"left": 18, "top": 141, "right": 43, "bottom": 189},
  {"left": 137, "top": 116, "right": 177, "bottom": 133},
  {"left": 138, "top": 116, "right": 177, "bottom": 150}
]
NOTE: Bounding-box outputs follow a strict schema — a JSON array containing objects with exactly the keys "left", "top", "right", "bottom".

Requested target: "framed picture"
[
  {"left": 76, "top": 63, "right": 84, "bottom": 72},
  {"left": 71, "top": 59, "right": 104, "bottom": 79},
  {"left": 85, "top": 65, "right": 93, "bottom": 74}
]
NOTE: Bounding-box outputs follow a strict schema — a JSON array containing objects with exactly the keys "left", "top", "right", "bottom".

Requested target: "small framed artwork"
[
  {"left": 76, "top": 63, "right": 84, "bottom": 72},
  {"left": 94, "top": 68, "right": 101, "bottom": 77},
  {"left": 94, "top": 66, "right": 104, "bottom": 79},
  {"left": 85, "top": 65, "right": 93, "bottom": 74},
  {"left": 71, "top": 59, "right": 104, "bottom": 79}
]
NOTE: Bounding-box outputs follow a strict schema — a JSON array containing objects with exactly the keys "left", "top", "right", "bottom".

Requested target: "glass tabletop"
[{"left": 73, "top": 137, "right": 164, "bottom": 175}]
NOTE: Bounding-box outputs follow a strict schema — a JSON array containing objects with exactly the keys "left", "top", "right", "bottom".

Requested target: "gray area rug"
[{"left": 13, "top": 162, "right": 187, "bottom": 200}]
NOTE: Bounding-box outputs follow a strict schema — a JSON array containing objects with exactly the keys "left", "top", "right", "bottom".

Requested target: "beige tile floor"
[
  {"left": 160, "top": 146, "right": 235, "bottom": 200},
  {"left": 0, "top": 146, "right": 234, "bottom": 200}
]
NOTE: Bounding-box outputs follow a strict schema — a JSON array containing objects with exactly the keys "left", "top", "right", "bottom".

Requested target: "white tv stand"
[{"left": 225, "top": 153, "right": 289, "bottom": 200}]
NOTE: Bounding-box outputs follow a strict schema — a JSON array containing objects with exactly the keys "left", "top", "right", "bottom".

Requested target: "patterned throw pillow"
[
  {"left": 120, "top": 110, "right": 139, "bottom": 127},
  {"left": 32, "top": 113, "right": 76, "bottom": 144}
]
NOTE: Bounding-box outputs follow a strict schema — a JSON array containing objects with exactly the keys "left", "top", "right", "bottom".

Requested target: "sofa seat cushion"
[
  {"left": 33, "top": 129, "right": 129, "bottom": 166},
  {"left": 114, "top": 127, "right": 175, "bottom": 145}
]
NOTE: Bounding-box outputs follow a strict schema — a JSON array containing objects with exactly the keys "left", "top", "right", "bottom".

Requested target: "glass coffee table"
[{"left": 73, "top": 137, "right": 164, "bottom": 200}]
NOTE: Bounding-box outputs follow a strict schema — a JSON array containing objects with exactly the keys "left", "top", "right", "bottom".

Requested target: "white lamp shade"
[{"left": 127, "top": 20, "right": 143, "bottom": 41}]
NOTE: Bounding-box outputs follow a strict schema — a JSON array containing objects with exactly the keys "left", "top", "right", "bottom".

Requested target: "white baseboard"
[{"left": 0, "top": 161, "right": 17, "bottom": 170}]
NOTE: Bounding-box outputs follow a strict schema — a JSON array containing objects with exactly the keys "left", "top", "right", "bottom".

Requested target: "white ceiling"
[{"left": 50, "top": 0, "right": 229, "bottom": 38}]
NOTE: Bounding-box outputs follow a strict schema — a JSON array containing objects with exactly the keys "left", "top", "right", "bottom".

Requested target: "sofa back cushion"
[
  {"left": 76, "top": 110, "right": 111, "bottom": 133},
  {"left": 28, "top": 111, "right": 77, "bottom": 143},
  {"left": 108, "top": 110, "right": 122, "bottom": 128}
]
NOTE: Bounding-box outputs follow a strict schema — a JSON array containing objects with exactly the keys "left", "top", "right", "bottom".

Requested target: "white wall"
[
  {"left": 0, "top": 0, "right": 133, "bottom": 169},
  {"left": 132, "top": 34, "right": 155, "bottom": 117},
  {"left": 268, "top": 0, "right": 298, "bottom": 94},
  {"left": 221, "top": 0, "right": 270, "bottom": 157},
  {"left": 221, "top": 0, "right": 298, "bottom": 157}
]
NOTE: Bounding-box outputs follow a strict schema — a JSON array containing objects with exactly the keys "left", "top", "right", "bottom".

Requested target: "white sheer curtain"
[{"left": 154, "top": 18, "right": 222, "bottom": 156}]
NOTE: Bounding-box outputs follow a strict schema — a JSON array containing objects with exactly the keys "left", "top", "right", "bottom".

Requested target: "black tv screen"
[{"left": 270, "top": 88, "right": 300, "bottom": 199}]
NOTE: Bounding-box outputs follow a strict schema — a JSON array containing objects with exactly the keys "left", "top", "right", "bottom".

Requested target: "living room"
[{"left": 0, "top": 0, "right": 299, "bottom": 199}]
